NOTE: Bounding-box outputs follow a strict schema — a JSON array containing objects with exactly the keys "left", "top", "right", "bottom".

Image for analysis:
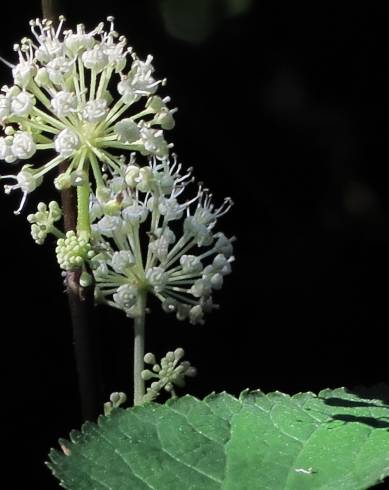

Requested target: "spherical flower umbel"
[
  {"left": 89, "top": 154, "right": 235, "bottom": 324},
  {"left": 0, "top": 16, "right": 176, "bottom": 211}
]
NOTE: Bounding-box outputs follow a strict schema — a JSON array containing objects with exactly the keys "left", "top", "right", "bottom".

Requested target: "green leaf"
[{"left": 48, "top": 387, "right": 389, "bottom": 489}]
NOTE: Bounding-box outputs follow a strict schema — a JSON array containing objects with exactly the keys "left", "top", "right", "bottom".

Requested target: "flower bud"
[
  {"left": 79, "top": 271, "right": 93, "bottom": 287},
  {"left": 144, "top": 352, "right": 156, "bottom": 365},
  {"left": 54, "top": 173, "right": 72, "bottom": 190},
  {"left": 124, "top": 165, "right": 140, "bottom": 188},
  {"left": 34, "top": 67, "right": 50, "bottom": 86},
  {"left": 114, "top": 119, "right": 140, "bottom": 143}
]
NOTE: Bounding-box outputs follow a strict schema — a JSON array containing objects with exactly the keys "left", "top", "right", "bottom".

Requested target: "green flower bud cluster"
[
  {"left": 141, "top": 348, "right": 196, "bottom": 402},
  {"left": 103, "top": 392, "right": 127, "bottom": 416},
  {"left": 27, "top": 201, "right": 62, "bottom": 245},
  {"left": 55, "top": 231, "right": 95, "bottom": 271}
]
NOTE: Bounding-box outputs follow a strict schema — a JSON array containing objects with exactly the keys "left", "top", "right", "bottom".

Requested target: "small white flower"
[
  {"left": 10, "top": 91, "right": 35, "bottom": 117},
  {"left": 93, "top": 215, "right": 122, "bottom": 237},
  {"left": 117, "top": 79, "right": 137, "bottom": 104},
  {"left": 54, "top": 128, "right": 80, "bottom": 157},
  {"left": 214, "top": 232, "right": 234, "bottom": 257},
  {"left": 122, "top": 203, "right": 148, "bottom": 225},
  {"left": 111, "top": 251, "right": 135, "bottom": 274},
  {"left": 15, "top": 166, "right": 42, "bottom": 193},
  {"left": 180, "top": 255, "right": 203, "bottom": 274},
  {"left": 12, "top": 132, "right": 36, "bottom": 160},
  {"left": 46, "top": 56, "right": 73, "bottom": 85},
  {"left": 82, "top": 99, "right": 108, "bottom": 123},
  {"left": 210, "top": 272, "right": 223, "bottom": 290},
  {"left": 104, "top": 42, "right": 127, "bottom": 72},
  {"left": 190, "top": 278, "right": 212, "bottom": 298},
  {"left": 128, "top": 56, "right": 159, "bottom": 96},
  {"left": 140, "top": 127, "right": 169, "bottom": 158},
  {"left": 0, "top": 137, "right": 17, "bottom": 163},
  {"left": 189, "top": 305, "right": 205, "bottom": 325},
  {"left": 65, "top": 32, "right": 95, "bottom": 54},
  {"left": 212, "top": 253, "right": 233, "bottom": 275},
  {"left": 148, "top": 227, "right": 176, "bottom": 261},
  {"left": 184, "top": 217, "right": 213, "bottom": 247},
  {"left": 113, "top": 284, "right": 138, "bottom": 315},
  {"left": 158, "top": 196, "right": 184, "bottom": 221},
  {"left": 114, "top": 119, "right": 140, "bottom": 143},
  {"left": 12, "top": 62, "right": 37, "bottom": 88},
  {"left": 82, "top": 46, "right": 109, "bottom": 73},
  {"left": 51, "top": 91, "right": 78, "bottom": 117},
  {"left": 1, "top": 165, "right": 43, "bottom": 214},
  {"left": 146, "top": 266, "right": 168, "bottom": 292},
  {"left": 35, "top": 38, "right": 64, "bottom": 63}
]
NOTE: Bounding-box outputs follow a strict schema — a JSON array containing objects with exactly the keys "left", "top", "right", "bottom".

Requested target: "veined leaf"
[{"left": 48, "top": 387, "right": 389, "bottom": 489}]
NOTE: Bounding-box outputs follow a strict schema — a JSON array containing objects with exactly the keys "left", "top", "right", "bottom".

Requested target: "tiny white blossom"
[
  {"left": 10, "top": 90, "right": 35, "bottom": 117},
  {"left": 113, "top": 284, "right": 138, "bottom": 316},
  {"left": 114, "top": 119, "right": 140, "bottom": 143},
  {"left": 82, "top": 99, "right": 108, "bottom": 123},
  {"left": 13, "top": 62, "right": 37, "bottom": 88},
  {"left": 122, "top": 203, "right": 148, "bottom": 225},
  {"left": 54, "top": 128, "right": 80, "bottom": 157},
  {"left": 51, "top": 91, "right": 77, "bottom": 117},
  {"left": 158, "top": 196, "right": 184, "bottom": 221},
  {"left": 140, "top": 126, "right": 170, "bottom": 158},
  {"left": 46, "top": 55, "right": 72, "bottom": 84},
  {"left": 180, "top": 255, "right": 203, "bottom": 274},
  {"left": 1, "top": 165, "right": 43, "bottom": 214},
  {"left": 12, "top": 132, "right": 36, "bottom": 160},
  {"left": 0, "top": 137, "right": 17, "bottom": 163},
  {"left": 82, "top": 47, "right": 109, "bottom": 73},
  {"left": 146, "top": 267, "right": 168, "bottom": 292},
  {"left": 111, "top": 250, "right": 135, "bottom": 274},
  {"left": 92, "top": 215, "right": 123, "bottom": 237}
]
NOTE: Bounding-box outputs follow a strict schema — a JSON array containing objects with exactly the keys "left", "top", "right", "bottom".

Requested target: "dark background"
[{"left": 1, "top": 1, "right": 388, "bottom": 488}]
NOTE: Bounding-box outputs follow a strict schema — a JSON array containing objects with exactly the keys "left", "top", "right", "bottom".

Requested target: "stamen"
[{"left": 0, "top": 56, "right": 15, "bottom": 68}]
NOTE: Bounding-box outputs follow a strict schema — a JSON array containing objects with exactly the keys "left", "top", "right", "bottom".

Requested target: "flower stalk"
[
  {"left": 133, "top": 290, "right": 147, "bottom": 405},
  {"left": 77, "top": 182, "right": 91, "bottom": 238}
]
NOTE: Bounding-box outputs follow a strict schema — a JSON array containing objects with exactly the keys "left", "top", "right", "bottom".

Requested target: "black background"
[{"left": 1, "top": 2, "right": 388, "bottom": 488}]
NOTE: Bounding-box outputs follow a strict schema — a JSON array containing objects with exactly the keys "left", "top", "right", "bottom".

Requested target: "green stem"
[
  {"left": 50, "top": 224, "right": 65, "bottom": 239},
  {"left": 76, "top": 183, "right": 91, "bottom": 238},
  {"left": 133, "top": 291, "right": 147, "bottom": 406}
]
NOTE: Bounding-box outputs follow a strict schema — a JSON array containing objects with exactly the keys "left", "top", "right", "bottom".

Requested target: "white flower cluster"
[
  {"left": 0, "top": 16, "right": 235, "bottom": 330},
  {"left": 56, "top": 230, "right": 95, "bottom": 271},
  {"left": 141, "top": 348, "right": 197, "bottom": 402},
  {"left": 89, "top": 154, "right": 235, "bottom": 324},
  {"left": 27, "top": 200, "right": 62, "bottom": 244},
  {"left": 0, "top": 16, "right": 175, "bottom": 211}
]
